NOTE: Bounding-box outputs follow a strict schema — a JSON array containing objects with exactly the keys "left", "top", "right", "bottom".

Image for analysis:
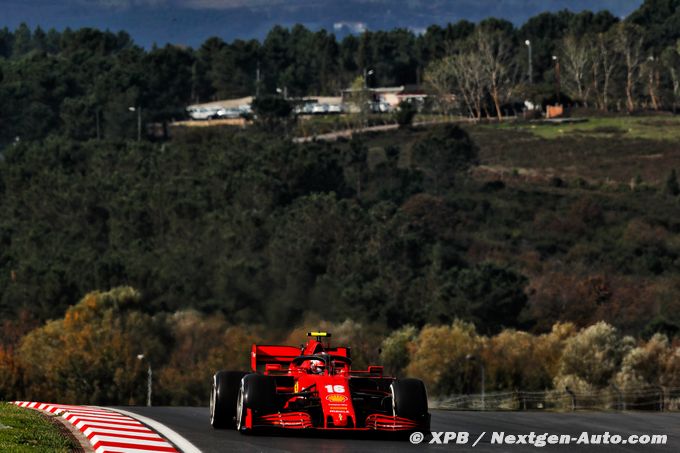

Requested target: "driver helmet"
[{"left": 310, "top": 359, "right": 325, "bottom": 374}]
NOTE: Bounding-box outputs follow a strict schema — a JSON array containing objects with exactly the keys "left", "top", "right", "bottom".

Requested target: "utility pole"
[
  {"left": 137, "top": 354, "right": 152, "bottom": 407},
  {"left": 525, "top": 40, "right": 532, "bottom": 84},
  {"left": 256, "top": 62, "right": 261, "bottom": 98},
  {"left": 466, "top": 354, "right": 485, "bottom": 411},
  {"left": 146, "top": 363, "right": 152, "bottom": 407},
  {"left": 553, "top": 55, "right": 561, "bottom": 102},
  {"left": 128, "top": 106, "right": 141, "bottom": 141},
  {"left": 362, "top": 68, "right": 375, "bottom": 127},
  {"left": 363, "top": 67, "right": 374, "bottom": 89}
]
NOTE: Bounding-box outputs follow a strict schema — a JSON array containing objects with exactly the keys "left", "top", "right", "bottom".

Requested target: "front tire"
[
  {"left": 391, "top": 378, "right": 430, "bottom": 431},
  {"left": 210, "top": 371, "right": 247, "bottom": 429},
  {"left": 237, "top": 374, "right": 277, "bottom": 433}
]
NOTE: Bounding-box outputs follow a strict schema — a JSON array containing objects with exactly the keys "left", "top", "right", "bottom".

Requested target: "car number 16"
[{"left": 325, "top": 384, "right": 345, "bottom": 393}]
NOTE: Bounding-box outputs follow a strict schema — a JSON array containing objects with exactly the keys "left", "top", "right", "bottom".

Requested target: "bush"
[
  {"left": 664, "top": 169, "right": 680, "bottom": 196},
  {"left": 395, "top": 100, "right": 417, "bottom": 128},
  {"left": 555, "top": 322, "right": 634, "bottom": 390},
  {"left": 411, "top": 124, "right": 479, "bottom": 194},
  {"left": 406, "top": 321, "right": 482, "bottom": 395},
  {"left": 381, "top": 325, "right": 417, "bottom": 376}
]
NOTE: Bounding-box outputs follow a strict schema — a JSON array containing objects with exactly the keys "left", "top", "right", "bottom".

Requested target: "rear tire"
[
  {"left": 210, "top": 371, "right": 247, "bottom": 429},
  {"left": 237, "top": 374, "right": 277, "bottom": 433},
  {"left": 391, "top": 378, "right": 430, "bottom": 431}
]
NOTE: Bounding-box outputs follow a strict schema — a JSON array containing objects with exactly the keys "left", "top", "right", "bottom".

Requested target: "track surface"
[{"left": 119, "top": 407, "right": 679, "bottom": 452}]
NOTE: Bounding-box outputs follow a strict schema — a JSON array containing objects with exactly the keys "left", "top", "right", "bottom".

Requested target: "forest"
[
  {"left": 2, "top": 0, "right": 680, "bottom": 403},
  {"left": 3, "top": 0, "right": 680, "bottom": 145}
]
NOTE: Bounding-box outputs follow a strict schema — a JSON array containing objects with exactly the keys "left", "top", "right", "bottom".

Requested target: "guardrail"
[{"left": 433, "top": 387, "right": 680, "bottom": 411}]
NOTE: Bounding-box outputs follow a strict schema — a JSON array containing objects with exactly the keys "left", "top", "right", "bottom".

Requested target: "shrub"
[
  {"left": 554, "top": 322, "right": 634, "bottom": 390},
  {"left": 381, "top": 325, "right": 417, "bottom": 376},
  {"left": 395, "top": 100, "right": 417, "bottom": 128},
  {"left": 406, "top": 321, "right": 482, "bottom": 395}
]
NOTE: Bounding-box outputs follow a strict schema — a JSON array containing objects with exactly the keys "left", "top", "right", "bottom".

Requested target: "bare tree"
[
  {"left": 474, "top": 27, "right": 517, "bottom": 121},
  {"left": 457, "top": 53, "right": 486, "bottom": 122},
  {"left": 591, "top": 32, "right": 618, "bottom": 112},
  {"left": 614, "top": 23, "right": 645, "bottom": 113},
  {"left": 424, "top": 57, "right": 459, "bottom": 115},
  {"left": 425, "top": 53, "right": 484, "bottom": 122},
  {"left": 661, "top": 43, "right": 680, "bottom": 112},
  {"left": 643, "top": 56, "right": 661, "bottom": 110},
  {"left": 425, "top": 26, "right": 516, "bottom": 122},
  {"left": 561, "top": 34, "right": 593, "bottom": 107}
]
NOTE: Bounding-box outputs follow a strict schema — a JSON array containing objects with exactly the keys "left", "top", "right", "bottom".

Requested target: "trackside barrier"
[
  {"left": 11, "top": 401, "right": 178, "bottom": 453},
  {"left": 433, "top": 387, "right": 680, "bottom": 412}
]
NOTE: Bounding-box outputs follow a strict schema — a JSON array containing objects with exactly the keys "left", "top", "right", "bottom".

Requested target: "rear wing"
[
  {"left": 251, "top": 343, "right": 352, "bottom": 372},
  {"left": 251, "top": 344, "right": 300, "bottom": 372}
]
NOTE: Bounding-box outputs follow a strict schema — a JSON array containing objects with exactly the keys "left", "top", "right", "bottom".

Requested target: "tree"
[
  {"left": 628, "top": 0, "right": 680, "bottom": 51},
  {"left": 411, "top": 124, "right": 478, "bottom": 194},
  {"left": 642, "top": 55, "right": 662, "bottom": 110},
  {"left": 614, "top": 23, "right": 645, "bottom": 112},
  {"left": 0, "top": 27, "right": 13, "bottom": 58},
  {"left": 346, "top": 75, "right": 371, "bottom": 128},
  {"left": 251, "top": 95, "right": 293, "bottom": 132},
  {"left": 12, "top": 23, "right": 32, "bottom": 57},
  {"left": 592, "top": 31, "right": 619, "bottom": 111},
  {"left": 395, "top": 100, "right": 417, "bottom": 128},
  {"left": 474, "top": 26, "right": 517, "bottom": 121},
  {"left": 424, "top": 56, "right": 456, "bottom": 115},
  {"left": 342, "top": 138, "right": 368, "bottom": 198},
  {"left": 406, "top": 321, "right": 482, "bottom": 395},
  {"left": 661, "top": 42, "right": 680, "bottom": 111},
  {"left": 425, "top": 53, "right": 484, "bottom": 120},
  {"left": 434, "top": 263, "right": 529, "bottom": 333},
  {"left": 555, "top": 322, "right": 634, "bottom": 391},
  {"left": 381, "top": 325, "right": 417, "bottom": 376},
  {"left": 18, "top": 288, "right": 169, "bottom": 404},
  {"left": 560, "top": 34, "right": 593, "bottom": 106},
  {"left": 614, "top": 334, "right": 669, "bottom": 392}
]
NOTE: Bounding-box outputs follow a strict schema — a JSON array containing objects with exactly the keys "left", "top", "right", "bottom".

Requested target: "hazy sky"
[{"left": 3, "top": 0, "right": 644, "bottom": 48}]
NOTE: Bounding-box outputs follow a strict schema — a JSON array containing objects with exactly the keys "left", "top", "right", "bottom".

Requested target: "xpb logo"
[{"left": 410, "top": 432, "right": 471, "bottom": 445}]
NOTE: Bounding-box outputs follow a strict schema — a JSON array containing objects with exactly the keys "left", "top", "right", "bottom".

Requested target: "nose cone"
[{"left": 332, "top": 413, "right": 348, "bottom": 427}]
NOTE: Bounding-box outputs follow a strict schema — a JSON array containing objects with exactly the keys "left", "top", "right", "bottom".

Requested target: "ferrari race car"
[{"left": 209, "top": 332, "right": 430, "bottom": 433}]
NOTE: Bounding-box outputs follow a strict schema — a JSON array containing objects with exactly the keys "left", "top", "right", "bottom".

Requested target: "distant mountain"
[{"left": 3, "top": 0, "right": 643, "bottom": 48}]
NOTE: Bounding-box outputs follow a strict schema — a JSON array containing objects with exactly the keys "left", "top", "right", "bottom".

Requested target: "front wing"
[{"left": 245, "top": 409, "right": 427, "bottom": 431}]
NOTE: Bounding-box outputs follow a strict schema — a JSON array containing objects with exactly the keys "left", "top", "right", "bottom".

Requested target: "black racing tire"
[
  {"left": 210, "top": 370, "right": 247, "bottom": 429},
  {"left": 236, "top": 374, "right": 277, "bottom": 432},
  {"left": 391, "top": 378, "right": 430, "bottom": 431}
]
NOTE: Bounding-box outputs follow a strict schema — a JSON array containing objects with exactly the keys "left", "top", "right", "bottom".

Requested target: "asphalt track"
[{"left": 119, "top": 407, "right": 680, "bottom": 452}]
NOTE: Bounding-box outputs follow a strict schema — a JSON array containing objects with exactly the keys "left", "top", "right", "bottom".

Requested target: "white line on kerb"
[{"left": 106, "top": 408, "right": 202, "bottom": 453}]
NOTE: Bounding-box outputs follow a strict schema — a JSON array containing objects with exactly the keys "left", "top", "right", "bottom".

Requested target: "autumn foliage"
[{"left": 2, "top": 287, "right": 680, "bottom": 404}]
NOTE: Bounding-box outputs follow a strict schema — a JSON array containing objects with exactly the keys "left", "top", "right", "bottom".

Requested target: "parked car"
[
  {"left": 215, "top": 108, "right": 242, "bottom": 119},
  {"left": 312, "top": 103, "right": 329, "bottom": 114},
  {"left": 187, "top": 107, "right": 220, "bottom": 120},
  {"left": 327, "top": 104, "right": 343, "bottom": 114}
]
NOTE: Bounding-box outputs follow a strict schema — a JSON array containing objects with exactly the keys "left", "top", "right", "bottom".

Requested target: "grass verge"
[{"left": 0, "top": 403, "right": 78, "bottom": 452}]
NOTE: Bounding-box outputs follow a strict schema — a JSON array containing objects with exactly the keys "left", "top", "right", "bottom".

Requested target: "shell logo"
[{"left": 326, "top": 394, "right": 348, "bottom": 403}]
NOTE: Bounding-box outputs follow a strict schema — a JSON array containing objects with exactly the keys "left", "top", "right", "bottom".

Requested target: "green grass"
[
  {"left": 464, "top": 117, "right": 680, "bottom": 186},
  {"left": 0, "top": 403, "right": 77, "bottom": 452}
]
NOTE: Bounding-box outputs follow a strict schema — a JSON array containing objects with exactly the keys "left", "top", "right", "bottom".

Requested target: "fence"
[{"left": 433, "top": 387, "right": 680, "bottom": 411}]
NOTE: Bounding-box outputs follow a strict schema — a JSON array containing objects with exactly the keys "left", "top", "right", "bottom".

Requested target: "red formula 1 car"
[{"left": 209, "top": 332, "right": 430, "bottom": 433}]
